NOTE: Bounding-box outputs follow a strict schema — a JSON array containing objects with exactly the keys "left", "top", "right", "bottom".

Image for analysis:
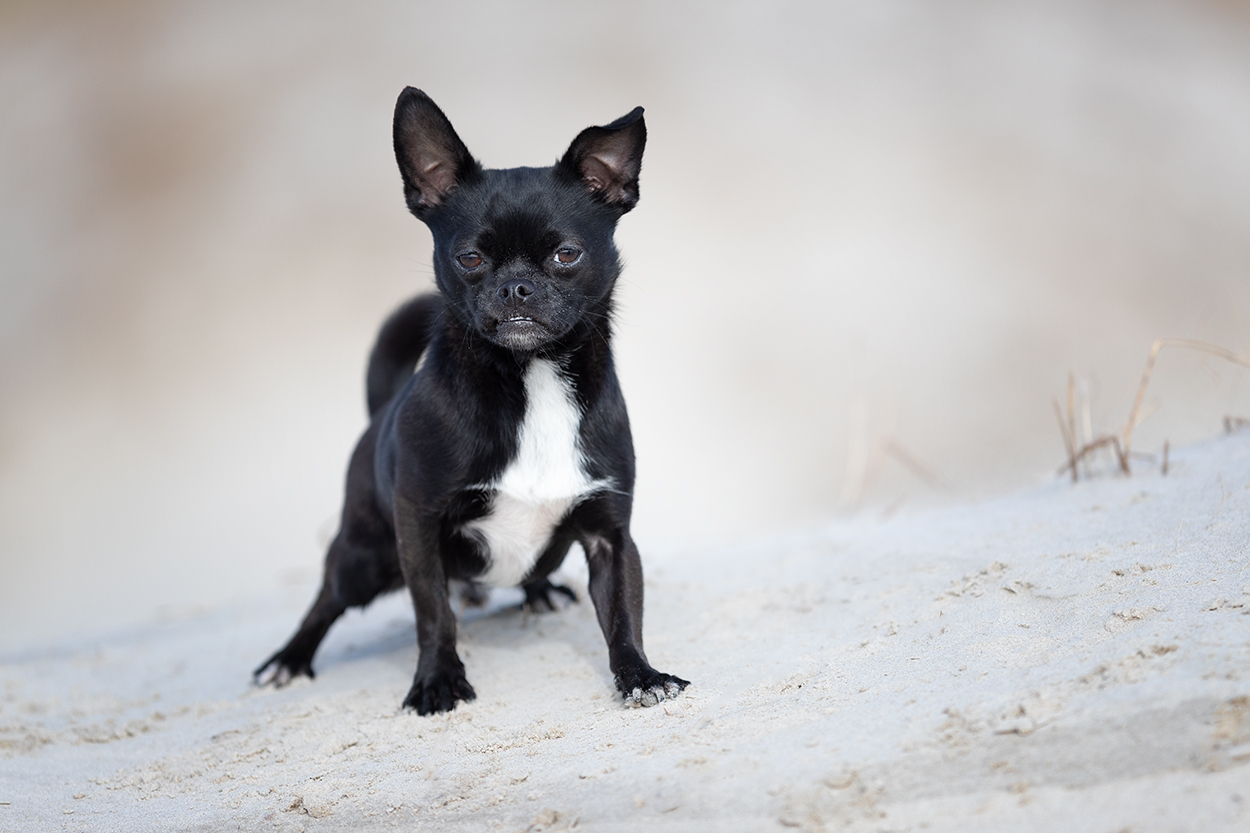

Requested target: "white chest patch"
[{"left": 461, "top": 359, "right": 605, "bottom": 587}]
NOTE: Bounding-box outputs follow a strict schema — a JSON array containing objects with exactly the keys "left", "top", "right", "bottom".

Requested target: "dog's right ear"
[{"left": 393, "top": 87, "right": 480, "bottom": 218}]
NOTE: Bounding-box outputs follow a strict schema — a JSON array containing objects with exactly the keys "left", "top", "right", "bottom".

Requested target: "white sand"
[{"left": 3, "top": 434, "right": 1249, "bottom": 832}]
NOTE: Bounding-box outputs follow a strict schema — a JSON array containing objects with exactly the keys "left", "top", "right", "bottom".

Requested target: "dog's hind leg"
[
  {"left": 521, "top": 535, "right": 579, "bottom": 612},
  {"left": 256, "top": 417, "right": 403, "bottom": 687},
  {"left": 254, "top": 529, "right": 400, "bottom": 686},
  {"left": 253, "top": 575, "right": 346, "bottom": 686}
]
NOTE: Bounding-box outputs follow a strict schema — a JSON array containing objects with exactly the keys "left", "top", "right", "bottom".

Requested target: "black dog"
[{"left": 255, "top": 88, "right": 689, "bottom": 715}]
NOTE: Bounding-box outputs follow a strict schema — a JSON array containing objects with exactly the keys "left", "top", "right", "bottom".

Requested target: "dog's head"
[{"left": 393, "top": 87, "right": 645, "bottom": 353}]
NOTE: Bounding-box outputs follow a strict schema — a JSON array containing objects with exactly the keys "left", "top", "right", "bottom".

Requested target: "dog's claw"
[
  {"left": 617, "top": 670, "right": 690, "bottom": 708},
  {"left": 523, "top": 578, "right": 578, "bottom": 612},
  {"left": 253, "top": 651, "right": 315, "bottom": 688},
  {"left": 403, "top": 671, "right": 476, "bottom": 716}
]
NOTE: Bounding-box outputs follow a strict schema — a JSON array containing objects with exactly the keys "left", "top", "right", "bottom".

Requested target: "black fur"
[{"left": 255, "top": 88, "right": 689, "bottom": 715}]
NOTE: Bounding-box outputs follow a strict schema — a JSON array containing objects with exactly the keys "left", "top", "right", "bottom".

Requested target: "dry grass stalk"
[
  {"left": 882, "top": 440, "right": 943, "bottom": 490},
  {"left": 840, "top": 397, "right": 942, "bottom": 504},
  {"left": 1053, "top": 397, "right": 1078, "bottom": 483},
  {"left": 1162, "top": 440, "right": 1169, "bottom": 476},
  {"left": 1054, "top": 370, "right": 1134, "bottom": 481},
  {"left": 1067, "top": 373, "right": 1077, "bottom": 457},
  {"left": 1055, "top": 434, "right": 1127, "bottom": 480},
  {"left": 1226, "top": 416, "right": 1250, "bottom": 434},
  {"left": 1120, "top": 339, "right": 1250, "bottom": 474}
]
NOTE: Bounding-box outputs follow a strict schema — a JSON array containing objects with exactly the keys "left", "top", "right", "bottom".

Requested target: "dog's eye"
[
  {"left": 456, "top": 252, "right": 483, "bottom": 269},
  {"left": 554, "top": 247, "right": 582, "bottom": 265}
]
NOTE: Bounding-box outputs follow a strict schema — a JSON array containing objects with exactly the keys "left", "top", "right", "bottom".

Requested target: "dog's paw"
[
  {"left": 615, "top": 668, "right": 690, "bottom": 708},
  {"left": 402, "top": 670, "right": 476, "bottom": 716},
  {"left": 253, "top": 650, "right": 315, "bottom": 688},
  {"left": 523, "top": 578, "right": 578, "bottom": 612}
]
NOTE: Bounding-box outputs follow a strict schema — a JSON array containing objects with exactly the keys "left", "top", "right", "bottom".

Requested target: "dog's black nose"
[{"left": 497, "top": 279, "right": 534, "bottom": 307}]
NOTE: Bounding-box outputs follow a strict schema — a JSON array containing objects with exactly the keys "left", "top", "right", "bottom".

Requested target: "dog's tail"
[{"left": 365, "top": 293, "right": 444, "bottom": 417}]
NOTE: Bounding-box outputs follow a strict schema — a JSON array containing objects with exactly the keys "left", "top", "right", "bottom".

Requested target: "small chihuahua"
[{"left": 255, "top": 88, "right": 689, "bottom": 715}]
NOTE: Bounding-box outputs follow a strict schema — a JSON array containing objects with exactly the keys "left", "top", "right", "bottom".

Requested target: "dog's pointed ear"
[
  {"left": 558, "top": 107, "right": 646, "bottom": 212},
  {"left": 393, "top": 87, "right": 480, "bottom": 218}
]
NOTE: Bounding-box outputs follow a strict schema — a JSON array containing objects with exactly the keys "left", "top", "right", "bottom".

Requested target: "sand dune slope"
[{"left": 3, "top": 435, "right": 1250, "bottom": 832}]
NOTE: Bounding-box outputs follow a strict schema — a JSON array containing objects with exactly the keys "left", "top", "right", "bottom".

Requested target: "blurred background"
[{"left": 2, "top": 0, "right": 1248, "bottom": 648}]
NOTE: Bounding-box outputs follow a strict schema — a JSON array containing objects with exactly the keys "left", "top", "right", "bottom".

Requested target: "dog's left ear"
[{"left": 558, "top": 107, "right": 646, "bottom": 212}]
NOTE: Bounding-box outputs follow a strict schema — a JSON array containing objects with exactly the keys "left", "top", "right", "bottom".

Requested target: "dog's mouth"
[{"left": 492, "top": 315, "right": 551, "bottom": 350}]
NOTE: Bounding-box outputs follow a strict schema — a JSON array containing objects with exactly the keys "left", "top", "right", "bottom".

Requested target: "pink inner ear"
[
  {"left": 581, "top": 157, "right": 612, "bottom": 193},
  {"left": 581, "top": 155, "right": 624, "bottom": 197},
  {"left": 592, "top": 147, "right": 627, "bottom": 174},
  {"left": 421, "top": 160, "right": 455, "bottom": 196}
]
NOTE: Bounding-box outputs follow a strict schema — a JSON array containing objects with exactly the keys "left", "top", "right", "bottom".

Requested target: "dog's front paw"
[
  {"left": 253, "top": 649, "right": 315, "bottom": 687},
  {"left": 403, "top": 669, "right": 476, "bottom": 715},
  {"left": 614, "top": 667, "right": 690, "bottom": 708},
  {"left": 523, "top": 578, "right": 578, "bottom": 612}
]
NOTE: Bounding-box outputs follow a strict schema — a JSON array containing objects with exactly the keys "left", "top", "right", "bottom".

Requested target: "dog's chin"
[{"left": 491, "top": 317, "right": 553, "bottom": 352}]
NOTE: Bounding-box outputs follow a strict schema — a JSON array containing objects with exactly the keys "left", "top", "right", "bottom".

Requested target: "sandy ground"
[{"left": 3, "top": 433, "right": 1249, "bottom": 832}]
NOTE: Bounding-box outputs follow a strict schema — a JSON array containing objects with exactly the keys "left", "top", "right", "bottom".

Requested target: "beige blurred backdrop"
[{"left": 2, "top": 0, "right": 1249, "bottom": 647}]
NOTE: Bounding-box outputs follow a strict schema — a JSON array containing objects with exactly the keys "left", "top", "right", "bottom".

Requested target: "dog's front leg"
[
  {"left": 393, "top": 502, "right": 475, "bottom": 715},
  {"left": 585, "top": 530, "right": 689, "bottom": 707}
]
